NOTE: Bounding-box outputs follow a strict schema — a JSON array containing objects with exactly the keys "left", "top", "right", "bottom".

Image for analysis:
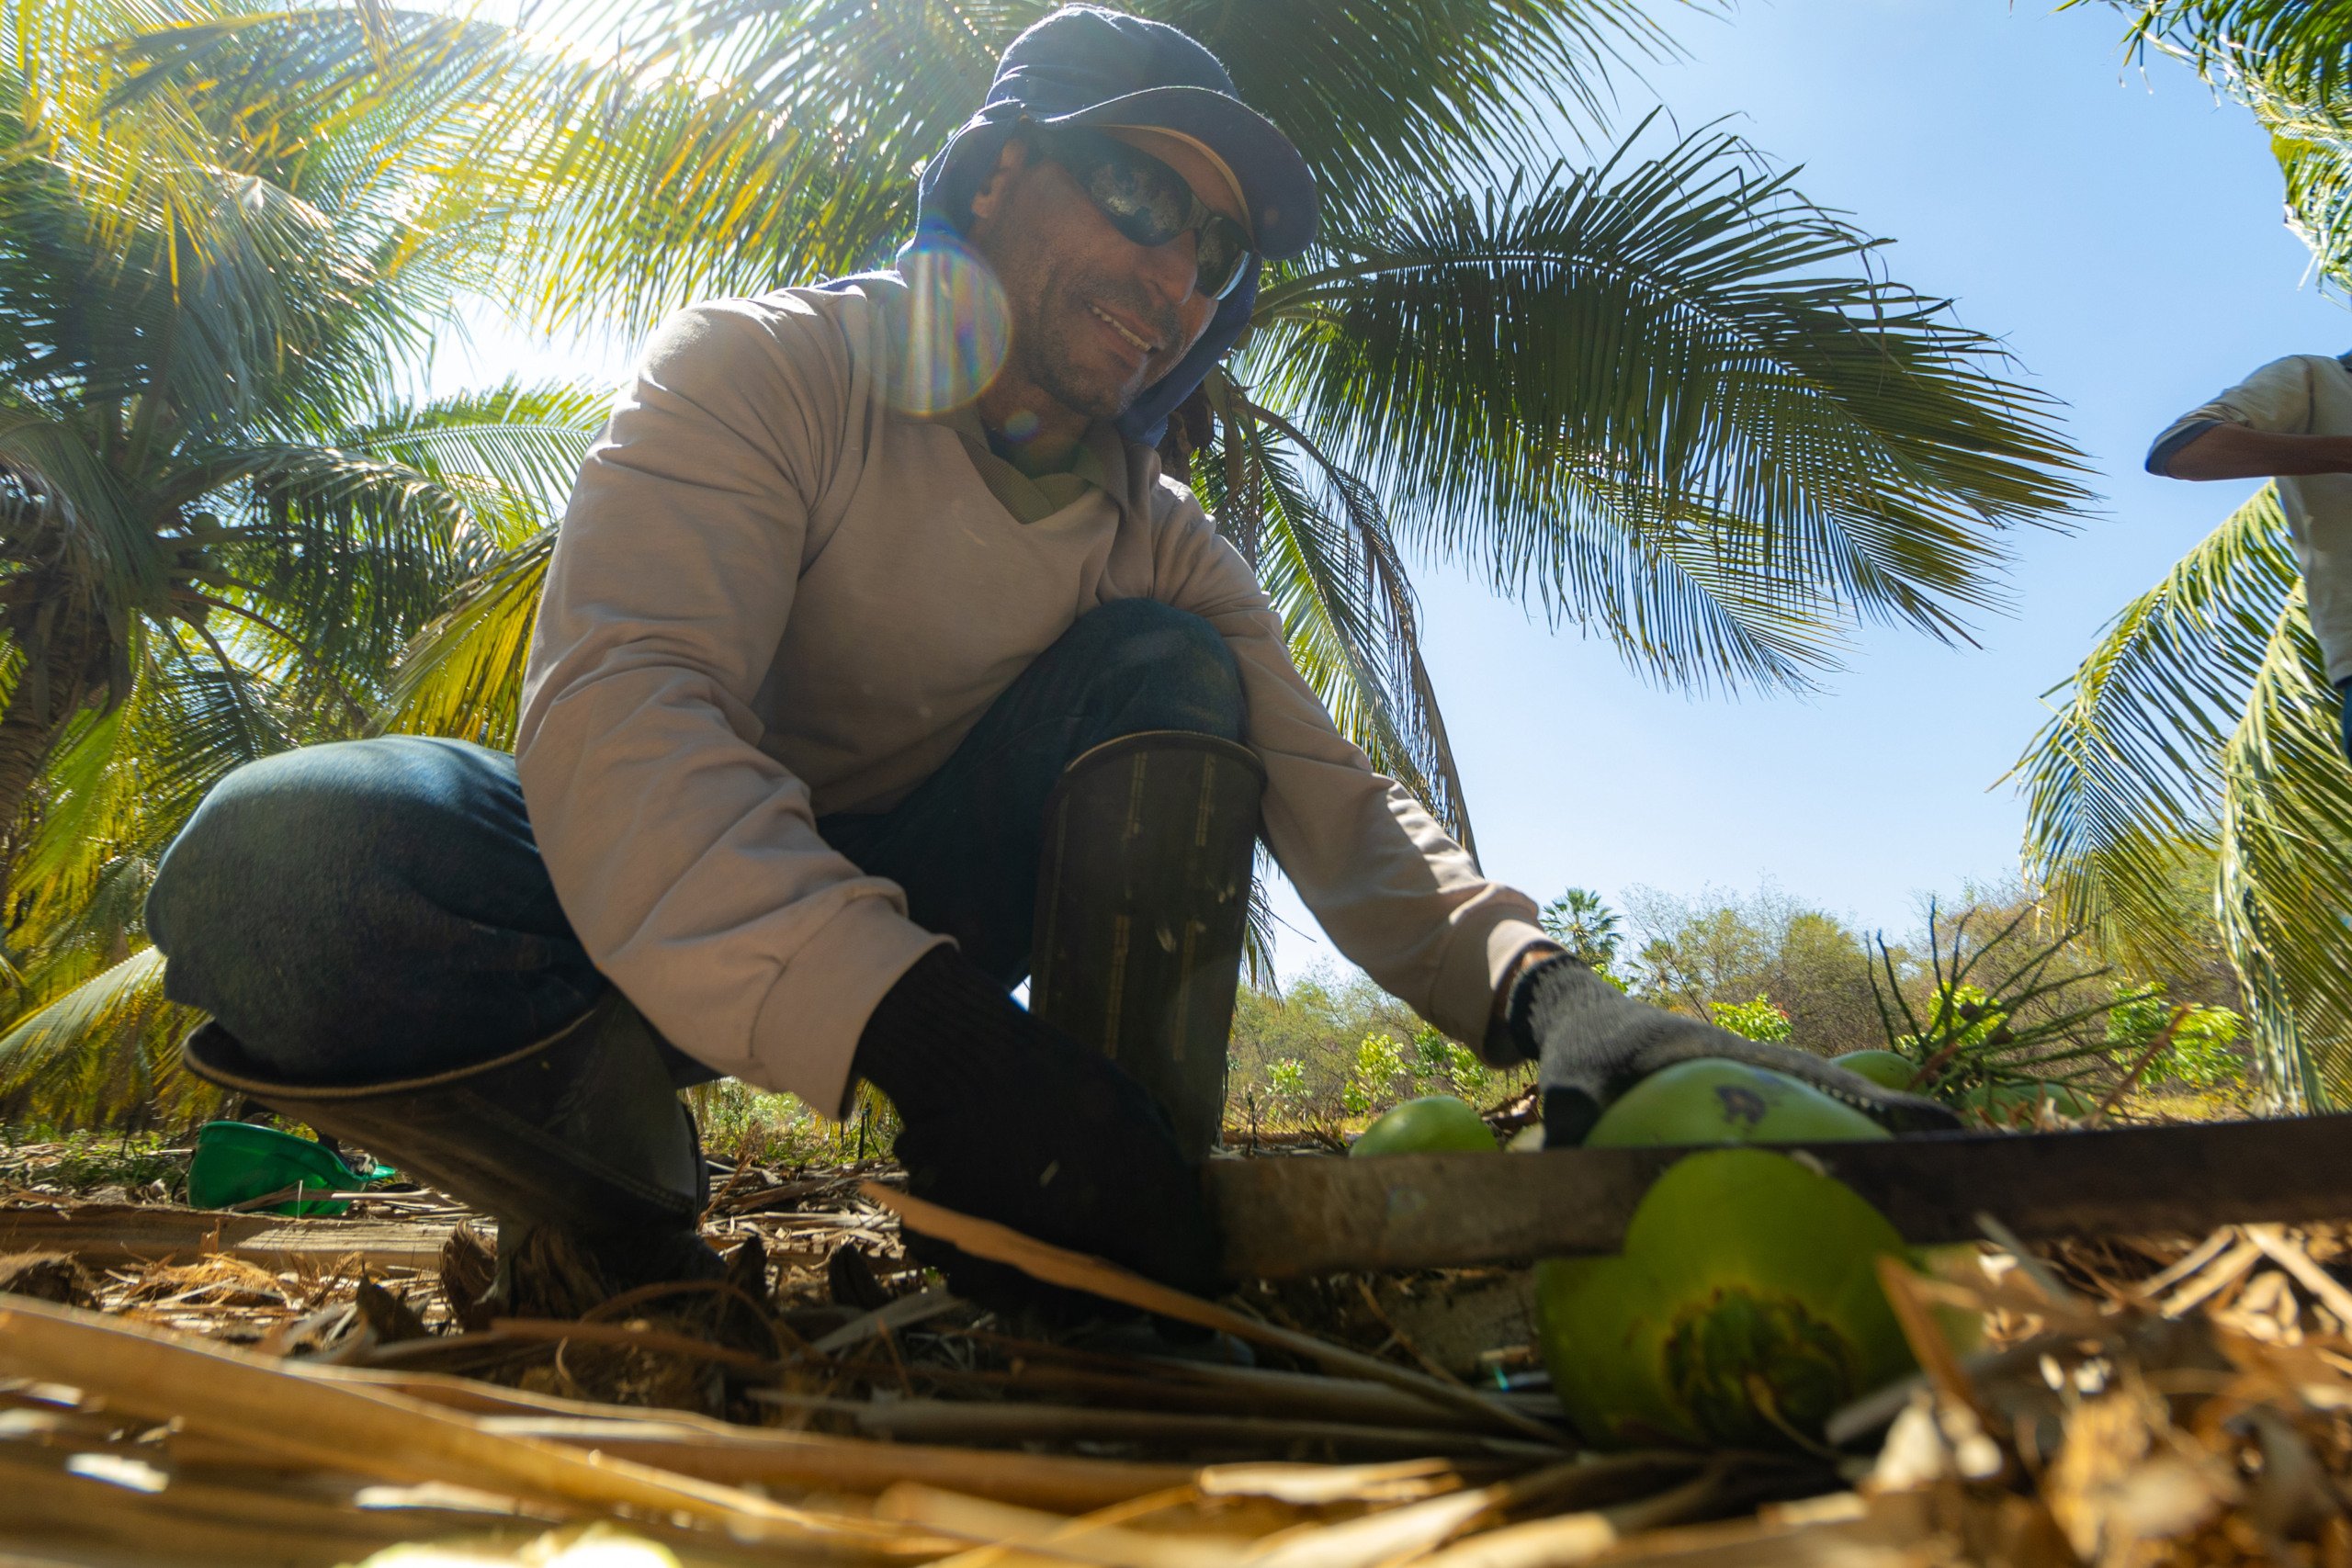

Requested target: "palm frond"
[
  {"left": 1254, "top": 122, "right": 2092, "bottom": 692},
  {"left": 2272, "top": 106, "right": 2352, "bottom": 291},
  {"left": 336, "top": 378, "right": 606, "bottom": 546},
  {"left": 2212, "top": 583, "right": 2352, "bottom": 1109},
  {"left": 112, "top": 0, "right": 1671, "bottom": 330},
  {"left": 2109, "top": 0, "right": 2352, "bottom": 108},
  {"left": 2017, "top": 484, "right": 2352, "bottom": 1109},
  {"left": 0, "top": 406, "right": 158, "bottom": 604},
  {"left": 10, "top": 634, "right": 295, "bottom": 961},
  {"left": 376, "top": 528, "right": 554, "bottom": 748},
  {"left": 0, "top": 947, "right": 208, "bottom": 1130},
  {"left": 1196, "top": 391, "right": 1476, "bottom": 849},
  {"left": 2096, "top": 4, "right": 2352, "bottom": 292},
  {"left": 2013, "top": 487, "right": 2298, "bottom": 973}
]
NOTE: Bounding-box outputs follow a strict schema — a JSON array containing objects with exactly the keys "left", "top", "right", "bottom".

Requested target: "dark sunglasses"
[{"left": 1024, "top": 122, "right": 1257, "bottom": 302}]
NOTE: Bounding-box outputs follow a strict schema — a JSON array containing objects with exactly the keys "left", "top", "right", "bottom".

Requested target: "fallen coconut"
[
  {"left": 1350, "top": 1094, "right": 1500, "bottom": 1156},
  {"left": 1830, "top": 1048, "right": 1920, "bottom": 1092},
  {"left": 1582, "top": 1058, "right": 1893, "bottom": 1148},
  {"left": 1533, "top": 1147, "right": 1917, "bottom": 1450}
]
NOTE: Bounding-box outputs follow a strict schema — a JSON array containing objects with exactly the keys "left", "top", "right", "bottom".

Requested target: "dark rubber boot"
[
  {"left": 1028, "top": 730, "right": 1265, "bottom": 1159},
  {"left": 182, "top": 995, "right": 719, "bottom": 1309}
]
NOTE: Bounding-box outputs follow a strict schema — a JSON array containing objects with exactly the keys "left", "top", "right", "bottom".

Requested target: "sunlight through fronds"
[
  {"left": 1, "top": 2, "right": 605, "bottom": 1122},
  {"left": 378, "top": 527, "right": 555, "bottom": 748},
  {"left": 0, "top": 948, "right": 211, "bottom": 1129}
]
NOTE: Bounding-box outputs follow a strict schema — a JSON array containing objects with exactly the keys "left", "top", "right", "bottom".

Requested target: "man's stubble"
[{"left": 1007, "top": 253, "right": 1182, "bottom": 423}]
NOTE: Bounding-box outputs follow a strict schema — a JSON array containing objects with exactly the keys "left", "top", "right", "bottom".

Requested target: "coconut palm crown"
[{"left": 0, "top": 0, "right": 605, "bottom": 1122}]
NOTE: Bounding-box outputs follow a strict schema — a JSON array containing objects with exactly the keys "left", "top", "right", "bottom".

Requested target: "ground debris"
[
  {"left": 0, "top": 1249, "right": 95, "bottom": 1306},
  {"left": 10, "top": 1150, "right": 2352, "bottom": 1565},
  {"left": 1855, "top": 1224, "right": 2352, "bottom": 1568}
]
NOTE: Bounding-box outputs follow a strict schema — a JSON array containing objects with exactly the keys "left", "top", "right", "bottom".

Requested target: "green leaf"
[
  {"left": 2012, "top": 487, "right": 2297, "bottom": 973},
  {"left": 377, "top": 527, "right": 552, "bottom": 748},
  {"left": 0, "top": 948, "right": 209, "bottom": 1130},
  {"left": 2214, "top": 582, "right": 2352, "bottom": 1107}
]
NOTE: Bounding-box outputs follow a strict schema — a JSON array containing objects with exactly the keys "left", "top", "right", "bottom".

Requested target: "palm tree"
[
  {"left": 8, "top": 0, "right": 2093, "bottom": 1125},
  {"left": 1540, "top": 887, "right": 1623, "bottom": 968},
  {"left": 2021, "top": 4, "right": 2352, "bottom": 1111},
  {"left": 171, "top": 0, "right": 2090, "bottom": 817},
  {"left": 0, "top": 0, "right": 605, "bottom": 1123}
]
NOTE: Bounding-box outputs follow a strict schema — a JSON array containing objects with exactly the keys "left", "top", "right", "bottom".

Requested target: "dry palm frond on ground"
[{"left": 9, "top": 1143, "right": 2352, "bottom": 1564}]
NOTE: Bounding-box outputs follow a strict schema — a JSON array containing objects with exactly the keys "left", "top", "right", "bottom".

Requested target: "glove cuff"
[{"left": 1498, "top": 951, "right": 1605, "bottom": 1061}]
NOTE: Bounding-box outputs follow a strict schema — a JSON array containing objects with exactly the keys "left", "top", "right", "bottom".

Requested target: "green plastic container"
[{"left": 187, "top": 1121, "right": 395, "bottom": 1217}]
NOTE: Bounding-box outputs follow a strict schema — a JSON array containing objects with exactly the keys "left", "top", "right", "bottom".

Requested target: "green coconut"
[
  {"left": 1830, "top": 1049, "right": 1920, "bottom": 1092},
  {"left": 1351, "top": 1095, "right": 1500, "bottom": 1157},
  {"left": 1584, "top": 1059, "right": 1894, "bottom": 1148},
  {"left": 1533, "top": 1148, "right": 1918, "bottom": 1450}
]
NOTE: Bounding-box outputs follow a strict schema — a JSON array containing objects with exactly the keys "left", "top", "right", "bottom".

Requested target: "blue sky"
[
  {"left": 443, "top": 1, "right": 2351, "bottom": 976},
  {"left": 1262, "top": 0, "right": 2352, "bottom": 972}
]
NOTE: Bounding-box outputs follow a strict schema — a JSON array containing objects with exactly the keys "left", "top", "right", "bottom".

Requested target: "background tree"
[
  {"left": 0, "top": 0, "right": 604, "bottom": 1124},
  {"left": 1620, "top": 883, "right": 1886, "bottom": 1053},
  {"left": 1227, "top": 964, "right": 1520, "bottom": 1133},
  {"left": 1539, "top": 886, "right": 1623, "bottom": 968},
  {"left": 2021, "top": 3, "right": 2352, "bottom": 1107}
]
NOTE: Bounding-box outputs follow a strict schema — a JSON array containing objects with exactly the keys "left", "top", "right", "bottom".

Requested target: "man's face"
[{"left": 966, "top": 127, "right": 1248, "bottom": 423}]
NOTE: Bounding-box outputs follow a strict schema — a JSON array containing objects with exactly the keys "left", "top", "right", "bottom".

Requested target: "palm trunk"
[
  {"left": 0, "top": 697, "right": 61, "bottom": 850},
  {"left": 0, "top": 635, "right": 93, "bottom": 872}
]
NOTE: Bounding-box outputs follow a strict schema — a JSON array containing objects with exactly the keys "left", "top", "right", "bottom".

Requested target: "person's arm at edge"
[
  {"left": 2148, "top": 356, "right": 2330, "bottom": 479},
  {"left": 2155, "top": 423, "right": 2352, "bottom": 479}
]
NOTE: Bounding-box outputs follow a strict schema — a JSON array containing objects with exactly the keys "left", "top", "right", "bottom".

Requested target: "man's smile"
[{"left": 1087, "top": 299, "right": 1161, "bottom": 355}]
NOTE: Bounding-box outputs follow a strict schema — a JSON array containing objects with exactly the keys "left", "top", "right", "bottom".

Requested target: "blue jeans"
[{"left": 148, "top": 600, "right": 1245, "bottom": 1084}]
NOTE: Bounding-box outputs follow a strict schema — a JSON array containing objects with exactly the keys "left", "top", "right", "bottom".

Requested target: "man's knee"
[
  {"left": 1066, "top": 599, "right": 1244, "bottom": 740},
  {"left": 147, "top": 737, "right": 512, "bottom": 976}
]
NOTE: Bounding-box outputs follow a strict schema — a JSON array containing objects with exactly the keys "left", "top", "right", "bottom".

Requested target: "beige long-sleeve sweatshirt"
[{"left": 516, "top": 276, "right": 1548, "bottom": 1111}]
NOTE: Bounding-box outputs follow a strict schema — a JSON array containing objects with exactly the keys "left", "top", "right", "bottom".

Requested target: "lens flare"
[{"left": 890, "top": 230, "right": 1010, "bottom": 415}]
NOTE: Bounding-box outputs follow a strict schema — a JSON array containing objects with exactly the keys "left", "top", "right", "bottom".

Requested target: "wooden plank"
[
  {"left": 1205, "top": 1112, "right": 2352, "bottom": 1280},
  {"left": 0, "top": 1204, "right": 453, "bottom": 1271}
]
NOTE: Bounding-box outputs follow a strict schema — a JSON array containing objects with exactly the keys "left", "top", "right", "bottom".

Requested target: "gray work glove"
[{"left": 1487, "top": 953, "right": 1961, "bottom": 1147}]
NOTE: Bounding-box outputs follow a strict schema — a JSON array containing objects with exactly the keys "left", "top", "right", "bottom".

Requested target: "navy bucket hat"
[
  {"left": 907, "top": 6, "right": 1320, "bottom": 446},
  {"left": 920, "top": 6, "right": 1317, "bottom": 261}
]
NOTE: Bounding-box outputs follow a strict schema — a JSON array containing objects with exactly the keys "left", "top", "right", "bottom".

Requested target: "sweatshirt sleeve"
[
  {"left": 1146, "top": 498, "right": 1549, "bottom": 1048},
  {"left": 2148, "top": 355, "right": 2319, "bottom": 474},
  {"left": 516, "top": 297, "right": 944, "bottom": 1112}
]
